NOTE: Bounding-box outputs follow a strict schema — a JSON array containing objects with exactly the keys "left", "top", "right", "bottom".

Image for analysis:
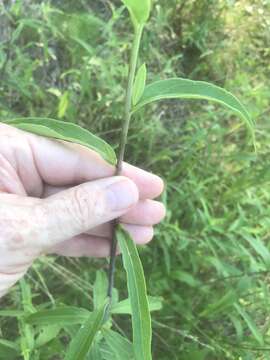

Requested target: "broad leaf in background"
[
  {"left": 117, "top": 226, "right": 152, "bottom": 360},
  {"left": 133, "top": 78, "right": 255, "bottom": 140},
  {"left": 2, "top": 118, "right": 116, "bottom": 165},
  {"left": 93, "top": 270, "right": 108, "bottom": 310},
  {"left": 103, "top": 329, "right": 134, "bottom": 360},
  {"left": 122, "top": 0, "right": 151, "bottom": 26},
  {"left": 133, "top": 63, "right": 147, "bottom": 106},
  {"left": 65, "top": 301, "right": 108, "bottom": 360},
  {"left": 26, "top": 307, "right": 91, "bottom": 326},
  {"left": 111, "top": 296, "right": 162, "bottom": 315}
]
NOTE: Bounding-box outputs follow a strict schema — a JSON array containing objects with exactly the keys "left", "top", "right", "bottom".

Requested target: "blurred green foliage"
[{"left": 0, "top": 0, "right": 270, "bottom": 359}]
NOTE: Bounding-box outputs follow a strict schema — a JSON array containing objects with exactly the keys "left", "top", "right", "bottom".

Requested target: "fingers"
[
  {"left": 120, "top": 199, "right": 166, "bottom": 225},
  {"left": 88, "top": 200, "right": 165, "bottom": 238},
  {"left": 42, "top": 164, "right": 164, "bottom": 201},
  {"left": 49, "top": 224, "right": 154, "bottom": 258},
  {"left": 121, "top": 163, "right": 164, "bottom": 200},
  {"left": 34, "top": 176, "right": 139, "bottom": 248},
  {"left": 0, "top": 124, "right": 164, "bottom": 199},
  {"left": 24, "top": 128, "right": 164, "bottom": 199},
  {"left": 43, "top": 184, "right": 165, "bottom": 227}
]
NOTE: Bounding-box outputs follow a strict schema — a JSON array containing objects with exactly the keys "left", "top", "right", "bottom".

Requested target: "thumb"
[{"left": 35, "top": 176, "right": 139, "bottom": 249}]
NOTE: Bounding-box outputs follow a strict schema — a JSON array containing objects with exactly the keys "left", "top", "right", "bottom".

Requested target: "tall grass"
[{"left": 0, "top": 0, "right": 270, "bottom": 359}]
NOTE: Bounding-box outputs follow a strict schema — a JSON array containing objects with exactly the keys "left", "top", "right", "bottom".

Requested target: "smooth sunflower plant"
[{"left": 1, "top": 1, "right": 255, "bottom": 359}]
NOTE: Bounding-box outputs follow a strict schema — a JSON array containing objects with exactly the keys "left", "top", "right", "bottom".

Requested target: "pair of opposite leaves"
[{"left": 5, "top": 77, "right": 254, "bottom": 166}]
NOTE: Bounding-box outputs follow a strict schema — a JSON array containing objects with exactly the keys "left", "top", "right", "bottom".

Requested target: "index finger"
[{"left": 27, "top": 132, "right": 164, "bottom": 199}]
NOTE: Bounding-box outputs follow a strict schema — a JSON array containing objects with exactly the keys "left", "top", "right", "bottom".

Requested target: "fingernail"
[{"left": 106, "top": 177, "right": 139, "bottom": 212}]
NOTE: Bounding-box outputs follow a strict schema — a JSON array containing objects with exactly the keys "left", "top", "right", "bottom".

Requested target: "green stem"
[{"left": 107, "top": 25, "right": 144, "bottom": 301}]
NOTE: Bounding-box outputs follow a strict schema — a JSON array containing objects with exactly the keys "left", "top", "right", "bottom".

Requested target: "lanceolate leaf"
[
  {"left": 133, "top": 78, "right": 255, "bottom": 138},
  {"left": 111, "top": 296, "right": 162, "bottom": 315},
  {"left": 133, "top": 63, "right": 147, "bottom": 106},
  {"left": 65, "top": 301, "right": 108, "bottom": 360},
  {"left": 117, "top": 226, "right": 152, "bottom": 360},
  {"left": 122, "top": 0, "right": 151, "bottom": 25},
  {"left": 93, "top": 271, "right": 108, "bottom": 311},
  {"left": 3, "top": 118, "right": 117, "bottom": 165},
  {"left": 26, "top": 307, "right": 91, "bottom": 326}
]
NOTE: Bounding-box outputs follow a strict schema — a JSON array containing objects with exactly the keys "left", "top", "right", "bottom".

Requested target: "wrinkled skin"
[{"left": 0, "top": 123, "right": 165, "bottom": 297}]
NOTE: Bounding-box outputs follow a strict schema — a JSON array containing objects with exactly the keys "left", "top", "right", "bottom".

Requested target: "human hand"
[{"left": 0, "top": 123, "right": 165, "bottom": 297}]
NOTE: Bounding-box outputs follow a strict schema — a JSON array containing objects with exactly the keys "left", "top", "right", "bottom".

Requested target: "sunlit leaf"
[
  {"left": 58, "top": 91, "right": 69, "bottom": 118},
  {"left": 133, "top": 63, "right": 147, "bottom": 106},
  {"left": 117, "top": 226, "right": 152, "bottom": 360},
  {"left": 93, "top": 270, "right": 108, "bottom": 311},
  {"left": 3, "top": 118, "right": 116, "bottom": 165},
  {"left": 133, "top": 78, "right": 255, "bottom": 141},
  {"left": 65, "top": 301, "right": 108, "bottom": 360}
]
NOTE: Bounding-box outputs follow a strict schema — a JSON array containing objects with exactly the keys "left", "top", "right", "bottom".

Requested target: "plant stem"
[{"left": 107, "top": 24, "right": 144, "bottom": 301}]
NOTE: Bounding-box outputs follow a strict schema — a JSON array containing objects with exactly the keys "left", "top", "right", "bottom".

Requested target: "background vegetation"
[{"left": 0, "top": 0, "right": 270, "bottom": 359}]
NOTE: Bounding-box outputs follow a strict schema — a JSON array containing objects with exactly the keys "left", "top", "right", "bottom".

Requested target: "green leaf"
[
  {"left": 200, "top": 290, "right": 237, "bottom": 317},
  {"left": 103, "top": 329, "right": 134, "bottom": 360},
  {"left": 133, "top": 63, "right": 147, "bottom": 106},
  {"left": 65, "top": 301, "right": 108, "bottom": 360},
  {"left": 117, "top": 226, "right": 152, "bottom": 360},
  {"left": 58, "top": 91, "right": 69, "bottom": 118},
  {"left": 0, "top": 310, "right": 24, "bottom": 317},
  {"left": 235, "top": 304, "right": 264, "bottom": 345},
  {"left": 26, "top": 307, "right": 91, "bottom": 326},
  {"left": 111, "top": 296, "right": 162, "bottom": 314},
  {"left": 35, "top": 325, "right": 62, "bottom": 348},
  {"left": 122, "top": 0, "right": 151, "bottom": 25},
  {"left": 0, "top": 340, "right": 19, "bottom": 359},
  {"left": 2, "top": 117, "right": 116, "bottom": 165},
  {"left": 87, "top": 341, "right": 103, "bottom": 360},
  {"left": 171, "top": 270, "right": 201, "bottom": 287},
  {"left": 93, "top": 270, "right": 108, "bottom": 311},
  {"left": 242, "top": 233, "right": 270, "bottom": 266},
  {"left": 133, "top": 78, "right": 255, "bottom": 139}
]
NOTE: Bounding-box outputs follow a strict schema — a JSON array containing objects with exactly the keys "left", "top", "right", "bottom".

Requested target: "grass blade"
[{"left": 235, "top": 304, "right": 264, "bottom": 345}]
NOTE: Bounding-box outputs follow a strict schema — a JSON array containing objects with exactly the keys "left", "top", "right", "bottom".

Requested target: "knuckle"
[
  {"left": 69, "top": 186, "right": 105, "bottom": 230},
  {"left": 0, "top": 217, "right": 30, "bottom": 251}
]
